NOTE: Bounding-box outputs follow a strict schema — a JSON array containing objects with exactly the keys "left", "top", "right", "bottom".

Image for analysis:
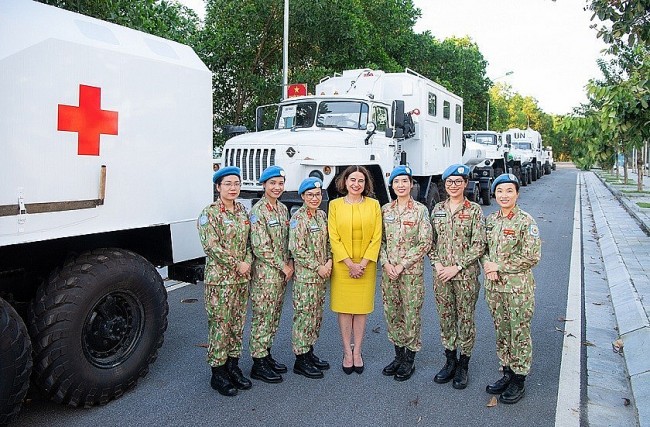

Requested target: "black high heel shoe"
[
  {"left": 353, "top": 352, "right": 364, "bottom": 374},
  {"left": 342, "top": 354, "right": 354, "bottom": 375}
]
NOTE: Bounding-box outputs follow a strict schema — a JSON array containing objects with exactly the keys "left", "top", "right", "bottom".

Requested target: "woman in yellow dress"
[{"left": 328, "top": 165, "right": 382, "bottom": 374}]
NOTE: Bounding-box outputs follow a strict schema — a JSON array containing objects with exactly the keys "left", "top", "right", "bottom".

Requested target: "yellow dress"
[{"left": 328, "top": 197, "right": 382, "bottom": 314}]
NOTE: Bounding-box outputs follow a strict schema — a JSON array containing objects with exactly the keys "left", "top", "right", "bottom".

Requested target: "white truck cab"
[
  {"left": 502, "top": 127, "right": 544, "bottom": 186},
  {"left": 222, "top": 68, "right": 487, "bottom": 211}
]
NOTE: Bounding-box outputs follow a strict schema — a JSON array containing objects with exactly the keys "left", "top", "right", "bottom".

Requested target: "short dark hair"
[{"left": 335, "top": 165, "right": 374, "bottom": 196}]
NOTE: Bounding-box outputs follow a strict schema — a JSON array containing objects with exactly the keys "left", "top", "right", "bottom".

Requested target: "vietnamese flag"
[{"left": 287, "top": 83, "right": 307, "bottom": 98}]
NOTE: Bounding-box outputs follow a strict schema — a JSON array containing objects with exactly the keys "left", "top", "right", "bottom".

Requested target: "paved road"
[{"left": 17, "top": 167, "right": 578, "bottom": 426}]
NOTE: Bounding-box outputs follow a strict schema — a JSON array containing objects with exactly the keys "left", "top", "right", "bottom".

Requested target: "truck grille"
[{"left": 224, "top": 148, "right": 276, "bottom": 184}]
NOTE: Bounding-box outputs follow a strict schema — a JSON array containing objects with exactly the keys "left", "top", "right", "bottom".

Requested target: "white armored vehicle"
[
  {"left": 0, "top": 1, "right": 212, "bottom": 422},
  {"left": 222, "top": 68, "right": 486, "bottom": 211},
  {"left": 542, "top": 146, "right": 555, "bottom": 174},
  {"left": 463, "top": 130, "right": 510, "bottom": 204}
]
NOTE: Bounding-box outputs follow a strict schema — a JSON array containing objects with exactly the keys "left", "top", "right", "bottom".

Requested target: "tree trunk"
[
  {"left": 638, "top": 154, "right": 644, "bottom": 192},
  {"left": 615, "top": 149, "right": 620, "bottom": 179},
  {"left": 624, "top": 152, "right": 629, "bottom": 184}
]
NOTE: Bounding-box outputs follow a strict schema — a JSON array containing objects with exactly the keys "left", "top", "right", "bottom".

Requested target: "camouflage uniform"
[
  {"left": 248, "top": 195, "right": 291, "bottom": 359},
  {"left": 429, "top": 198, "right": 486, "bottom": 356},
  {"left": 379, "top": 198, "right": 432, "bottom": 352},
  {"left": 198, "top": 198, "right": 252, "bottom": 367},
  {"left": 288, "top": 205, "right": 331, "bottom": 355},
  {"left": 482, "top": 205, "right": 541, "bottom": 375}
]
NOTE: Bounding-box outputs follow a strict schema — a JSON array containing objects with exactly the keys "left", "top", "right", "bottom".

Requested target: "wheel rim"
[{"left": 82, "top": 290, "right": 144, "bottom": 369}]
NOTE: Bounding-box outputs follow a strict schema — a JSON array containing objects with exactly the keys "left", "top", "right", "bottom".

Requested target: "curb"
[
  {"left": 594, "top": 171, "right": 650, "bottom": 236},
  {"left": 587, "top": 172, "right": 650, "bottom": 427}
]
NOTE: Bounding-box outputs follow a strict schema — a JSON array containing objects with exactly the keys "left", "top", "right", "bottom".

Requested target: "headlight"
[{"left": 309, "top": 170, "right": 324, "bottom": 181}]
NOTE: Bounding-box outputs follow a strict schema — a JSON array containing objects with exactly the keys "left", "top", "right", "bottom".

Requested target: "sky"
[{"left": 178, "top": 0, "right": 608, "bottom": 115}]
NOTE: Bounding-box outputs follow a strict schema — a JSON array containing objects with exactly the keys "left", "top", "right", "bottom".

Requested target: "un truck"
[
  {"left": 502, "top": 127, "right": 544, "bottom": 186},
  {"left": 542, "top": 146, "right": 555, "bottom": 174},
  {"left": 0, "top": 1, "right": 212, "bottom": 422},
  {"left": 222, "top": 68, "right": 488, "bottom": 211},
  {"left": 463, "top": 130, "right": 510, "bottom": 204}
]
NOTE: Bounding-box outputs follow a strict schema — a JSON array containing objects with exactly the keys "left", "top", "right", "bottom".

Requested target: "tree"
[
  {"left": 38, "top": 0, "right": 201, "bottom": 46},
  {"left": 587, "top": 0, "right": 650, "bottom": 53}
]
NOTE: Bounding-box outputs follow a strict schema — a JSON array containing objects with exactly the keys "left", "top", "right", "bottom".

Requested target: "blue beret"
[
  {"left": 442, "top": 164, "right": 470, "bottom": 181},
  {"left": 213, "top": 166, "right": 241, "bottom": 184},
  {"left": 298, "top": 177, "right": 323, "bottom": 195},
  {"left": 491, "top": 173, "right": 520, "bottom": 193},
  {"left": 389, "top": 165, "right": 412, "bottom": 185},
  {"left": 259, "top": 165, "right": 286, "bottom": 183}
]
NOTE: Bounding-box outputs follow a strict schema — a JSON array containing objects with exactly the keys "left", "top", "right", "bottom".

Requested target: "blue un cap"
[
  {"left": 213, "top": 166, "right": 241, "bottom": 184},
  {"left": 298, "top": 177, "right": 323, "bottom": 195},
  {"left": 259, "top": 165, "right": 286, "bottom": 183},
  {"left": 442, "top": 164, "right": 470, "bottom": 181},
  {"left": 491, "top": 173, "right": 520, "bottom": 193},
  {"left": 389, "top": 165, "right": 412, "bottom": 185}
]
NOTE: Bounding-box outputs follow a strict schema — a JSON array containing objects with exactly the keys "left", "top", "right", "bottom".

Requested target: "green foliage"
[
  {"left": 37, "top": 0, "right": 201, "bottom": 45},
  {"left": 587, "top": 0, "right": 650, "bottom": 53}
]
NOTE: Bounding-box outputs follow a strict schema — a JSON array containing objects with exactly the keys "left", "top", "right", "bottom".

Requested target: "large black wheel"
[
  {"left": 531, "top": 164, "right": 538, "bottom": 181},
  {"left": 425, "top": 181, "right": 441, "bottom": 212},
  {"left": 0, "top": 297, "right": 32, "bottom": 425},
  {"left": 480, "top": 187, "right": 492, "bottom": 206},
  {"left": 527, "top": 169, "right": 533, "bottom": 185},
  {"left": 28, "top": 248, "right": 168, "bottom": 407}
]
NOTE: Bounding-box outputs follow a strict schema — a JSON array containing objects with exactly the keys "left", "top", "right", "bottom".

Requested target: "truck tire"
[
  {"left": 0, "top": 297, "right": 32, "bottom": 425},
  {"left": 527, "top": 169, "right": 533, "bottom": 185},
  {"left": 425, "top": 182, "right": 441, "bottom": 212},
  {"left": 480, "top": 187, "right": 492, "bottom": 206},
  {"left": 520, "top": 168, "right": 528, "bottom": 187},
  {"left": 28, "top": 248, "right": 168, "bottom": 407},
  {"left": 531, "top": 164, "right": 538, "bottom": 182}
]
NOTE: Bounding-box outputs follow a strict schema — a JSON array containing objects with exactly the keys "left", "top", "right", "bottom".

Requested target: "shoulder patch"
[
  {"left": 529, "top": 224, "right": 539, "bottom": 237},
  {"left": 250, "top": 214, "right": 258, "bottom": 224},
  {"left": 199, "top": 214, "right": 208, "bottom": 226},
  {"left": 290, "top": 219, "right": 298, "bottom": 229}
]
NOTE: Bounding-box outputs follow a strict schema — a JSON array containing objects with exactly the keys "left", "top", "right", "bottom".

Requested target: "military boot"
[
  {"left": 225, "top": 357, "right": 252, "bottom": 390},
  {"left": 210, "top": 365, "right": 237, "bottom": 397},
  {"left": 394, "top": 348, "right": 416, "bottom": 381},
  {"left": 486, "top": 366, "right": 513, "bottom": 394},
  {"left": 434, "top": 349, "right": 457, "bottom": 384},
  {"left": 499, "top": 374, "right": 526, "bottom": 404},
  {"left": 452, "top": 354, "right": 470, "bottom": 389},
  {"left": 382, "top": 345, "right": 404, "bottom": 376},
  {"left": 308, "top": 346, "right": 330, "bottom": 370},
  {"left": 251, "top": 357, "right": 283, "bottom": 383},
  {"left": 293, "top": 353, "right": 324, "bottom": 379},
  {"left": 266, "top": 348, "right": 288, "bottom": 373}
]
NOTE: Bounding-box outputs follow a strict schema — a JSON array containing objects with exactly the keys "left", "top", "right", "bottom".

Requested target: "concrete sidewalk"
[{"left": 584, "top": 171, "right": 650, "bottom": 427}]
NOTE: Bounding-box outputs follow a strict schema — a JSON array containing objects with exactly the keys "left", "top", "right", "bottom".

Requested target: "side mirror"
[
  {"left": 392, "top": 100, "right": 405, "bottom": 130},
  {"left": 255, "top": 106, "right": 264, "bottom": 132}
]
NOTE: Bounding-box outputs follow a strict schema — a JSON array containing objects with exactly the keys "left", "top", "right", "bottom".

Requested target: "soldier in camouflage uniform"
[
  {"left": 429, "top": 164, "right": 486, "bottom": 390},
  {"left": 482, "top": 173, "right": 541, "bottom": 404},
  {"left": 289, "top": 177, "right": 332, "bottom": 379},
  {"left": 198, "top": 166, "right": 253, "bottom": 397},
  {"left": 248, "top": 166, "right": 294, "bottom": 384},
  {"left": 380, "top": 166, "right": 432, "bottom": 382}
]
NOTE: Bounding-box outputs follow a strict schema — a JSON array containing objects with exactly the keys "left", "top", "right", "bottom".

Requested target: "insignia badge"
[
  {"left": 529, "top": 224, "right": 539, "bottom": 237},
  {"left": 503, "top": 229, "right": 516, "bottom": 236},
  {"left": 250, "top": 214, "right": 258, "bottom": 224},
  {"left": 385, "top": 215, "right": 395, "bottom": 223},
  {"left": 268, "top": 219, "right": 279, "bottom": 227},
  {"left": 290, "top": 219, "right": 298, "bottom": 229},
  {"left": 199, "top": 214, "right": 208, "bottom": 226},
  {"left": 315, "top": 181, "right": 321, "bottom": 188},
  {"left": 309, "top": 225, "right": 320, "bottom": 233},
  {"left": 457, "top": 166, "right": 464, "bottom": 173},
  {"left": 223, "top": 219, "right": 233, "bottom": 225},
  {"left": 434, "top": 211, "right": 446, "bottom": 218},
  {"left": 458, "top": 213, "right": 470, "bottom": 220},
  {"left": 402, "top": 221, "right": 415, "bottom": 226}
]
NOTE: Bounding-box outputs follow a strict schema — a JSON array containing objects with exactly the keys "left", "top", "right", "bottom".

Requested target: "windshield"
[
  {"left": 512, "top": 142, "right": 532, "bottom": 150},
  {"left": 276, "top": 102, "right": 317, "bottom": 129},
  {"left": 316, "top": 101, "right": 369, "bottom": 129},
  {"left": 474, "top": 134, "right": 498, "bottom": 145}
]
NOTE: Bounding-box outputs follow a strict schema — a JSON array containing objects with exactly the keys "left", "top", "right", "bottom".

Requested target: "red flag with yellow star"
[{"left": 287, "top": 83, "right": 307, "bottom": 98}]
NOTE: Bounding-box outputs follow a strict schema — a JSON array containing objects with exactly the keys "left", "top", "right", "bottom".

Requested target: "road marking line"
[
  {"left": 165, "top": 281, "right": 192, "bottom": 292},
  {"left": 555, "top": 173, "right": 582, "bottom": 426}
]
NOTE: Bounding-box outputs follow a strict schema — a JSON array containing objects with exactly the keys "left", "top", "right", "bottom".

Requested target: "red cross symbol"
[{"left": 58, "top": 84, "right": 118, "bottom": 156}]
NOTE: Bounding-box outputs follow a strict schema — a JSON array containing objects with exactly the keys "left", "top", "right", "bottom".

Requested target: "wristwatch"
[{"left": 457, "top": 265, "right": 463, "bottom": 271}]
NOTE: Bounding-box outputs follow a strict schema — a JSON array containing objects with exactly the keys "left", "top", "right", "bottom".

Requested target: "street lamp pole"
[
  {"left": 486, "top": 71, "right": 513, "bottom": 130},
  {"left": 282, "top": 0, "right": 289, "bottom": 100}
]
